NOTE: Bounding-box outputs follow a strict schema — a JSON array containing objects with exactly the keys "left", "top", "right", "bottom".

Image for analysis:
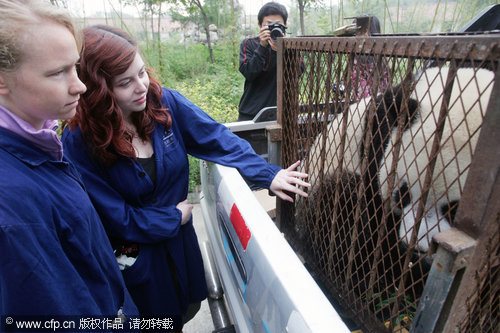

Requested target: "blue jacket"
[
  {"left": 0, "top": 128, "right": 138, "bottom": 318},
  {"left": 62, "top": 88, "right": 281, "bottom": 317}
]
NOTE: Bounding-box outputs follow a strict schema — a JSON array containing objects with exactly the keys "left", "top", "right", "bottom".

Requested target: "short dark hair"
[
  {"left": 356, "top": 14, "right": 381, "bottom": 34},
  {"left": 370, "top": 15, "right": 381, "bottom": 34},
  {"left": 258, "top": 2, "right": 288, "bottom": 25}
]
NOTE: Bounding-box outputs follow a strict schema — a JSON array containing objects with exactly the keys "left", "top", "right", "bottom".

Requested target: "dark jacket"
[
  {"left": 63, "top": 89, "right": 281, "bottom": 320},
  {"left": 238, "top": 37, "right": 278, "bottom": 120},
  {"left": 0, "top": 128, "right": 138, "bottom": 318}
]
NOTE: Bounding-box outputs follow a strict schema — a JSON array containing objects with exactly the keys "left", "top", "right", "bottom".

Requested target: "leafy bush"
[
  {"left": 176, "top": 80, "right": 238, "bottom": 123},
  {"left": 144, "top": 41, "right": 243, "bottom": 192},
  {"left": 148, "top": 41, "right": 241, "bottom": 122},
  {"left": 188, "top": 154, "right": 201, "bottom": 193}
]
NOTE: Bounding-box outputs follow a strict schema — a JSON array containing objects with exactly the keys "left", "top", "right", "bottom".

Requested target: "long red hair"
[{"left": 67, "top": 25, "right": 171, "bottom": 166}]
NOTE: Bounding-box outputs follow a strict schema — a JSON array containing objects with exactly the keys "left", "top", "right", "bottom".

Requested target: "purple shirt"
[{"left": 0, "top": 105, "right": 63, "bottom": 161}]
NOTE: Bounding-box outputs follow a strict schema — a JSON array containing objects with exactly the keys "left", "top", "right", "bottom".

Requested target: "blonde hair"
[{"left": 0, "top": 0, "right": 78, "bottom": 72}]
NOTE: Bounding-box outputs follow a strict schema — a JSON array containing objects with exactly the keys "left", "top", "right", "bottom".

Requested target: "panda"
[
  {"left": 297, "top": 66, "right": 493, "bottom": 318},
  {"left": 298, "top": 84, "right": 420, "bottom": 301},
  {"left": 379, "top": 66, "right": 494, "bottom": 254}
]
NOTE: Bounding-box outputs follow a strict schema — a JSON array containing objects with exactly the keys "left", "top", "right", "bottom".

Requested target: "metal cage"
[{"left": 270, "top": 33, "right": 499, "bottom": 332}]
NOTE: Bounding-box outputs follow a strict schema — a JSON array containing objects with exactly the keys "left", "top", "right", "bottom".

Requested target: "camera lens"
[{"left": 270, "top": 28, "right": 283, "bottom": 40}]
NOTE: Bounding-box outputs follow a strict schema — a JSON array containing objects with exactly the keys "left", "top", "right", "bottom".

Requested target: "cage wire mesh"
[{"left": 278, "top": 34, "right": 499, "bottom": 332}]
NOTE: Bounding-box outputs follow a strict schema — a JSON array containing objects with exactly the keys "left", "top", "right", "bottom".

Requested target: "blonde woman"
[{"left": 0, "top": 0, "right": 138, "bottom": 318}]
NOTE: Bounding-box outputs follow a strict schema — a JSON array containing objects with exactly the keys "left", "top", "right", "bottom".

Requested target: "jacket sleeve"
[
  {"left": 165, "top": 89, "right": 281, "bottom": 189},
  {"left": 239, "top": 38, "right": 271, "bottom": 81},
  {"left": 62, "top": 130, "right": 181, "bottom": 244}
]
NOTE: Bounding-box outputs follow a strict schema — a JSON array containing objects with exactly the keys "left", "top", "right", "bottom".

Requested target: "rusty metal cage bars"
[
  {"left": 438, "top": 65, "right": 500, "bottom": 332},
  {"left": 274, "top": 34, "right": 500, "bottom": 332}
]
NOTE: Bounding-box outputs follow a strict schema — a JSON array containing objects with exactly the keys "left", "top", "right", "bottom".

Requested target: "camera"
[{"left": 268, "top": 22, "right": 286, "bottom": 40}]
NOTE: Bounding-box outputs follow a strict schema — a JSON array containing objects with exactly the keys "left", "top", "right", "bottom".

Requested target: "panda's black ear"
[
  {"left": 375, "top": 83, "right": 419, "bottom": 130},
  {"left": 381, "top": 84, "right": 402, "bottom": 128},
  {"left": 389, "top": 84, "right": 420, "bottom": 130}
]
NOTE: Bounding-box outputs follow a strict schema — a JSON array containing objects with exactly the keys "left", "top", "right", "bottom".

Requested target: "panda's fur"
[{"left": 379, "top": 66, "right": 494, "bottom": 253}]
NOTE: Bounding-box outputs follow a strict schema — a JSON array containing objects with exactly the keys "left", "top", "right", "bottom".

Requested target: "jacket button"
[{"left": 138, "top": 171, "right": 146, "bottom": 178}]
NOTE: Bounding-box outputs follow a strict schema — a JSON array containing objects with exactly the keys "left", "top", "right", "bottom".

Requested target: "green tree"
[
  {"left": 122, "top": 0, "right": 166, "bottom": 55},
  {"left": 295, "top": 0, "right": 323, "bottom": 35},
  {"left": 167, "top": 0, "right": 230, "bottom": 63},
  {"left": 229, "top": 0, "right": 238, "bottom": 68},
  {"left": 141, "top": 0, "right": 168, "bottom": 68}
]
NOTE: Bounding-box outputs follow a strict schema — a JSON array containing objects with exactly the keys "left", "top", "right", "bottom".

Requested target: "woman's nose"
[
  {"left": 136, "top": 78, "right": 148, "bottom": 93},
  {"left": 70, "top": 73, "right": 87, "bottom": 95}
]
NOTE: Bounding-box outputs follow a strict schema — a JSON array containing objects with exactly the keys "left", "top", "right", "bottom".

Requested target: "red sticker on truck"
[{"left": 230, "top": 204, "right": 251, "bottom": 251}]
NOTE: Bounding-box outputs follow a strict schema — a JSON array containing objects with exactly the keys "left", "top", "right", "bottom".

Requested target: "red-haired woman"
[{"left": 62, "top": 25, "right": 309, "bottom": 329}]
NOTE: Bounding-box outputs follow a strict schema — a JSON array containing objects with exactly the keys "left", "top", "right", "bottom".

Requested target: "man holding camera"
[{"left": 238, "top": 2, "right": 287, "bottom": 121}]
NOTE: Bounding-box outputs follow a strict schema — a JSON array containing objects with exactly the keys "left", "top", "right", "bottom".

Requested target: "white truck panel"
[{"left": 200, "top": 162, "right": 350, "bottom": 333}]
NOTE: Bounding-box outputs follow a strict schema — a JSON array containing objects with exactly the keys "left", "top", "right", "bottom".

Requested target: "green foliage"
[
  {"left": 168, "top": 0, "right": 240, "bottom": 31},
  {"left": 291, "top": 5, "right": 338, "bottom": 35},
  {"left": 142, "top": 39, "right": 242, "bottom": 192},
  {"left": 176, "top": 80, "right": 239, "bottom": 123},
  {"left": 188, "top": 154, "right": 201, "bottom": 193},
  {"left": 145, "top": 41, "right": 242, "bottom": 122},
  {"left": 332, "top": 0, "right": 500, "bottom": 34},
  {"left": 364, "top": 291, "right": 418, "bottom": 327},
  {"left": 287, "top": 0, "right": 500, "bottom": 35}
]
